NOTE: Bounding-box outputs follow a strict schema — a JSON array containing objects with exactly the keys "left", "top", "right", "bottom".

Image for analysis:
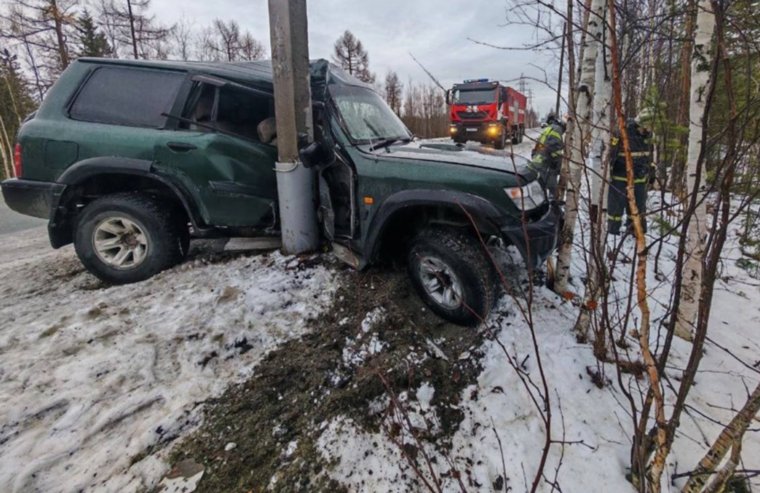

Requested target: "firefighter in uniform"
[
  {"left": 607, "top": 115, "right": 655, "bottom": 235},
  {"left": 529, "top": 114, "right": 566, "bottom": 196}
]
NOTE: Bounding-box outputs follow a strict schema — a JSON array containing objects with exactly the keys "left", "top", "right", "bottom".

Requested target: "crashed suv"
[{"left": 1, "top": 58, "right": 560, "bottom": 325}]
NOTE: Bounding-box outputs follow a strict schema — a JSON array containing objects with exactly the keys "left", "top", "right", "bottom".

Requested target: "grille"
[{"left": 457, "top": 111, "right": 487, "bottom": 120}]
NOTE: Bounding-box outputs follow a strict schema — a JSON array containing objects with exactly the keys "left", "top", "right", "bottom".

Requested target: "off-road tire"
[
  {"left": 74, "top": 192, "right": 186, "bottom": 284},
  {"left": 407, "top": 227, "right": 497, "bottom": 326}
]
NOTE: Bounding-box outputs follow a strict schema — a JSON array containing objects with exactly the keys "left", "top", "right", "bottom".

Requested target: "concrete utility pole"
[{"left": 268, "top": 0, "right": 319, "bottom": 254}]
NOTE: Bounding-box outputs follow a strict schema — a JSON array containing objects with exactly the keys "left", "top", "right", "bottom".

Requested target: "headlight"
[
  {"left": 504, "top": 180, "right": 546, "bottom": 211},
  {"left": 449, "top": 125, "right": 458, "bottom": 133}
]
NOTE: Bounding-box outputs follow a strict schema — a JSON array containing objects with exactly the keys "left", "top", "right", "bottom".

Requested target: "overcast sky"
[{"left": 150, "top": 0, "right": 563, "bottom": 116}]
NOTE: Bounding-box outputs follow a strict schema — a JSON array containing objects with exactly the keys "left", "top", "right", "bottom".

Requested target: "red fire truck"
[{"left": 446, "top": 79, "right": 527, "bottom": 149}]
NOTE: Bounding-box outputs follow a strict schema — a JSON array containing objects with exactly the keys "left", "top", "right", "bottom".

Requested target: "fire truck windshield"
[
  {"left": 331, "top": 85, "right": 411, "bottom": 144},
  {"left": 454, "top": 89, "right": 496, "bottom": 105}
]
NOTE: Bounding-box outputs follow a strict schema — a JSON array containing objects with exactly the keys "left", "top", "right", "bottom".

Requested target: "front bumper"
[
  {"left": 499, "top": 203, "right": 561, "bottom": 268},
  {"left": 1, "top": 179, "right": 64, "bottom": 219},
  {"left": 450, "top": 122, "right": 503, "bottom": 142}
]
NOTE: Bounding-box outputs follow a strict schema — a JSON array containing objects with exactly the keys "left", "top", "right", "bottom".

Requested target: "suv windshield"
[
  {"left": 331, "top": 85, "right": 411, "bottom": 144},
  {"left": 454, "top": 89, "right": 495, "bottom": 105}
]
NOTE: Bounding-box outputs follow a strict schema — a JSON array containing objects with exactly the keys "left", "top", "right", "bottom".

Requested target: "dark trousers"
[
  {"left": 608, "top": 178, "right": 647, "bottom": 235},
  {"left": 529, "top": 158, "right": 561, "bottom": 198}
]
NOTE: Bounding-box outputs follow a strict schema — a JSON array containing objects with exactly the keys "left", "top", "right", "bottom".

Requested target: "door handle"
[{"left": 167, "top": 141, "right": 197, "bottom": 152}]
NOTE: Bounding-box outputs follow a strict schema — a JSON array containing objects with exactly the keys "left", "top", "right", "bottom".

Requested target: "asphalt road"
[{"left": 0, "top": 194, "right": 46, "bottom": 236}]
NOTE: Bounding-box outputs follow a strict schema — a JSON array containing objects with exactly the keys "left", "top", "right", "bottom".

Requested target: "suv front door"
[{"left": 154, "top": 77, "right": 278, "bottom": 228}]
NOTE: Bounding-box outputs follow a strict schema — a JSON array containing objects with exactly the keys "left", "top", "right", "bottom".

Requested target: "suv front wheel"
[
  {"left": 407, "top": 227, "right": 497, "bottom": 326},
  {"left": 74, "top": 193, "right": 188, "bottom": 284}
]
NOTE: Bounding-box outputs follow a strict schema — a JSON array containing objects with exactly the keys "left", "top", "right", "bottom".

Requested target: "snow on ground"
[
  {"left": 0, "top": 228, "right": 338, "bottom": 492},
  {"left": 2, "top": 133, "right": 757, "bottom": 492},
  {"left": 316, "top": 137, "right": 760, "bottom": 491},
  {"left": 317, "top": 215, "right": 760, "bottom": 492}
]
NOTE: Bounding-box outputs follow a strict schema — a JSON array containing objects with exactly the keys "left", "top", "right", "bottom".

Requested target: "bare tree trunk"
[
  {"left": 607, "top": 1, "right": 670, "bottom": 490},
  {"left": 2, "top": 72, "right": 21, "bottom": 124},
  {"left": 21, "top": 35, "right": 45, "bottom": 100},
  {"left": 554, "top": 0, "right": 606, "bottom": 298},
  {"left": 575, "top": 2, "right": 613, "bottom": 343},
  {"left": 555, "top": 0, "right": 583, "bottom": 201},
  {"left": 670, "top": 0, "right": 697, "bottom": 196},
  {"left": 682, "top": 381, "right": 760, "bottom": 493},
  {"left": 126, "top": 0, "right": 139, "bottom": 59},
  {"left": 50, "top": 0, "right": 70, "bottom": 69},
  {"left": 674, "top": 0, "right": 716, "bottom": 342}
]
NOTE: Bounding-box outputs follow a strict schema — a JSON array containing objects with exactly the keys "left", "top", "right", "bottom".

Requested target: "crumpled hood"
[{"left": 381, "top": 141, "right": 533, "bottom": 177}]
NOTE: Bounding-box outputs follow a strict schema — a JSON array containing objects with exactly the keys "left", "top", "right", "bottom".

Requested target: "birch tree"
[
  {"left": 554, "top": 0, "right": 606, "bottom": 302},
  {"left": 673, "top": 0, "right": 716, "bottom": 341},
  {"left": 682, "top": 381, "right": 760, "bottom": 493},
  {"left": 574, "top": 2, "right": 614, "bottom": 342}
]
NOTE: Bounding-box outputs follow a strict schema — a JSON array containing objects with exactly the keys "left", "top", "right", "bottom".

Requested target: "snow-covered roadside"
[
  {"left": 317, "top": 224, "right": 759, "bottom": 491},
  {"left": 314, "top": 135, "right": 759, "bottom": 491},
  {"left": 0, "top": 232, "right": 338, "bottom": 493}
]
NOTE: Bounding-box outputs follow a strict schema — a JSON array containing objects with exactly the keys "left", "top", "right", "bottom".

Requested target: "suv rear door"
[{"left": 153, "top": 76, "right": 278, "bottom": 228}]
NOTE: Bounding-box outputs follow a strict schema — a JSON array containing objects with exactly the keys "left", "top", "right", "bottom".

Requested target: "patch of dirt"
[{"left": 169, "top": 267, "right": 491, "bottom": 492}]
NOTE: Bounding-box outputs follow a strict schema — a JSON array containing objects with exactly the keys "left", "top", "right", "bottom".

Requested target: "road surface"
[{"left": 0, "top": 194, "right": 45, "bottom": 236}]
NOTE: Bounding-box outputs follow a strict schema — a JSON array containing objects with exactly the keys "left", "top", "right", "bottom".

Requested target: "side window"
[
  {"left": 181, "top": 82, "right": 275, "bottom": 142},
  {"left": 69, "top": 66, "right": 184, "bottom": 128}
]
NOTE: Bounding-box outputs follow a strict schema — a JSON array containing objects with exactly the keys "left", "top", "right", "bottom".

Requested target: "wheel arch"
[
  {"left": 365, "top": 189, "right": 502, "bottom": 264},
  {"left": 49, "top": 157, "right": 203, "bottom": 248}
]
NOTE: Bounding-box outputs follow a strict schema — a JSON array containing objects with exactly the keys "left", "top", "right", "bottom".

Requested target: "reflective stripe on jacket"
[{"left": 610, "top": 123, "right": 653, "bottom": 179}]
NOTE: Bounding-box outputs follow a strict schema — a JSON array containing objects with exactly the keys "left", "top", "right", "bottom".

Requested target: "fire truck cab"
[{"left": 447, "top": 79, "right": 526, "bottom": 150}]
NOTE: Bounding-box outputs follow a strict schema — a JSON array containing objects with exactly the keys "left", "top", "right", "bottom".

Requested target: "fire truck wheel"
[{"left": 494, "top": 132, "right": 506, "bottom": 150}]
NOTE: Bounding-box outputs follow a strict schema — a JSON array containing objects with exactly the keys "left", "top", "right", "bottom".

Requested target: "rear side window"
[{"left": 69, "top": 66, "right": 184, "bottom": 128}]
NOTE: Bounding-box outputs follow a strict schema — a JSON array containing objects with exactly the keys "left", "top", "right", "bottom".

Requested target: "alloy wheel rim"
[
  {"left": 418, "top": 255, "right": 463, "bottom": 309},
  {"left": 92, "top": 216, "right": 149, "bottom": 269}
]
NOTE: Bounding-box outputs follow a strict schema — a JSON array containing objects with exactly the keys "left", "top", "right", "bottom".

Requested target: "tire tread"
[{"left": 408, "top": 227, "right": 497, "bottom": 325}]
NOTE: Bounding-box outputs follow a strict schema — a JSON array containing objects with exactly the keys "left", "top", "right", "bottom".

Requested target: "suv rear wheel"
[
  {"left": 407, "top": 227, "right": 497, "bottom": 326},
  {"left": 74, "top": 192, "right": 188, "bottom": 284}
]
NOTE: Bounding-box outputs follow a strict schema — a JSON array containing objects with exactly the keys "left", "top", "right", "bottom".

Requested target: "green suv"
[{"left": 1, "top": 58, "right": 559, "bottom": 325}]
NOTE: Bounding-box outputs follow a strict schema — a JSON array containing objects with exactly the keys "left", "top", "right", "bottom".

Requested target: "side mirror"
[
  {"left": 445, "top": 89, "right": 453, "bottom": 105},
  {"left": 299, "top": 140, "right": 335, "bottom": 169}
]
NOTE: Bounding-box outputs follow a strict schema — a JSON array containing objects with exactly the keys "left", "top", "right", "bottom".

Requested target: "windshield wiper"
[
  {"left": 369, "top": 136, "right": 412, "bottom": 152},
  {"left": 369, "top": 138, "right": 398, "bottom": 151}
]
